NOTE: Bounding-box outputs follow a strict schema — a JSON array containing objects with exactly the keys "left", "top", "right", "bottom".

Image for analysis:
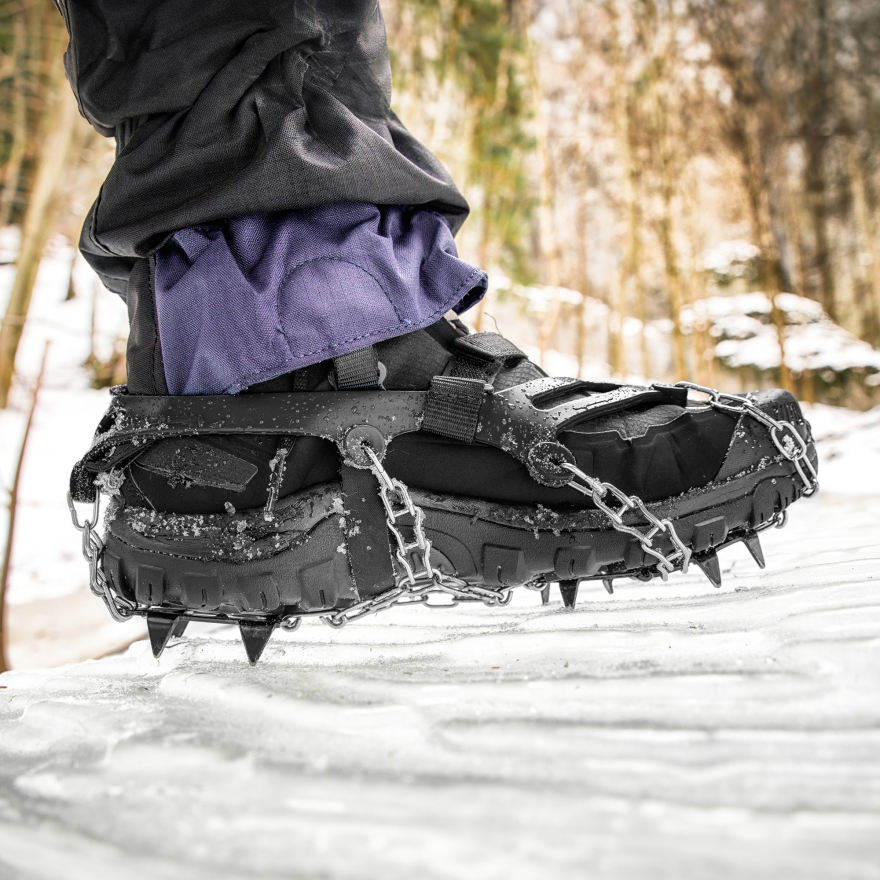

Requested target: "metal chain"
[
  {"left": 70, "top": 382, "right": 817, "bottom": 630},
  {"left": 561, "top": 463, "right": 692, "bottom": 581},
  {"left": 675, "top": 382, "right": 819, "bottom": 497},
  {"left": 318, "top": 443, "right": 512, "bottom": 628},
  {"left": 66, "top": 492, "right": 135, "bottom": 621}
]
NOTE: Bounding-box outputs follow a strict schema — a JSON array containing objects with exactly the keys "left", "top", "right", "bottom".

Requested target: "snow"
[
  {"left": 701, "top": 240, "right": 761, "bottom": 278},
  {"left": 0, "top": 230, "right": 128, "bottom": 600},
  {"left": 682, "top": 291, "right": 880, "bottom": 379},
  {"left": 2, "top": 235, "right": 880, "bottom": 878},
  {"left": 1, "top": 488, "right": 879, "bottom": 879}
]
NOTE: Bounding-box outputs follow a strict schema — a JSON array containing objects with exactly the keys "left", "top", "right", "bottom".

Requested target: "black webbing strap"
[
  {"left": 423, "top": 376, "right": 487, "bottom": 443},
  {"left": 340, "top": 464, "right": 396, "bottom": 598},
  {"left": 448, "top": 332, "right": 528, "bottom": 383},
  {"left": 333, "top": 346, "right": 382, "bottom": 389}
]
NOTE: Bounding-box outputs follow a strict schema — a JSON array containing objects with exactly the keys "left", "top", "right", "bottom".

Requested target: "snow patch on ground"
[{"left": 1, "top": 492, "right": 879, "bottom": 879}]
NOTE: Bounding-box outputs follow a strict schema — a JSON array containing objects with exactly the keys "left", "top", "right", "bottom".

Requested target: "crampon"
[{"left": 68, "top": 322, "right": 818, "bottom": 663}]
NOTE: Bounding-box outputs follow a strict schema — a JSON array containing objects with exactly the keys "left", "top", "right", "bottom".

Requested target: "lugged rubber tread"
[{"left": 101, "top": 453, "right": 808, "bottom": 624}]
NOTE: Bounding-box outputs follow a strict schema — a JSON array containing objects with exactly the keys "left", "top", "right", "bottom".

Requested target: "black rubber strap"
[
  {"left": 423, "top": 376, "right": 487, "bottom": 443},
  {"left": 474, "top": 379, "right": 688, "bottom": 475},
  {"left": 71, "top": 382, "right": 688, "bottom": 500},
  {"left": 70, "top": 390, "right": 429, "bottom": 501},
  {"left": 334, "top": 346, "right": 381, "bottom": 389},
  {"left": 136, "top": 439, "right": 259, "bottom": 492},
  {"left": 340, "top": 464, "right": 396, "bottom": 598}
]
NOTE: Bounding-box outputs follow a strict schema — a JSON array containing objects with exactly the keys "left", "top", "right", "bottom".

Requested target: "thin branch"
[{"left": 0, "top": 340, "right": 50, "bottom": 674}]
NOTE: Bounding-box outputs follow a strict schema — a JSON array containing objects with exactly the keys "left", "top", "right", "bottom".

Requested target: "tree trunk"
[
  {"left": 0, "top": 81, "right": 81, "bottom": 409},
  {"left": 0, "top": 15, "right": 29, "bottom": 227},
  {"left": 575, "top": 192, "right": 590, "bottom": 377},
  {"left": 845, "top": 139, "right": 880, "bottom": 344},
  {"left": 739, "top": 111, "right": 792, "bottom": 392},
  {"left": 802, "top": 0, "right": 837, "bottom": 320},
  {"left": 649, "top": 27, "right": 687, "bottom": 380},
  {"left": 525, "top": 7, "right": 563, "bottom": 365},
  {"left": 681, "top": 177, "right": 715, "bottom": 386}
]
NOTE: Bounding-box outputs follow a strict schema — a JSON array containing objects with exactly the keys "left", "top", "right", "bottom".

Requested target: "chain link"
[
  {"left": 561, "top": 463, "right": 692, "bottom": 581},
  {"left": 675, "top": 382, "right": 819, "bottom": 497},
  {"left": 66, "top": 492, "right": 135, "bottom": 621},
  {"left": 318, "top": 443, "right": 512, "bottom": 628}
]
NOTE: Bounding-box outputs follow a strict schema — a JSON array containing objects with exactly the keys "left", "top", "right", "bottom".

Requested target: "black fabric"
[
  {"left": 333, "top": 346, "right": 381, "bottom": 390},
  {"left": 385, "top": 407, "right": 738, "bottom": 507},
  {"left": 125, "top": 257, "right": 167, "bottom": 394},
  {"left": 54, "top": 0, "right": 469, "bottom": 294},
  {"left": 423, "top": 376, "right": 486, "bottom": 444},
  {"left": 376, "top": 327, "right": 454, "bottom": 390},
  {"left": 340, "top": 463, "right": 395, "bottom": 597}
]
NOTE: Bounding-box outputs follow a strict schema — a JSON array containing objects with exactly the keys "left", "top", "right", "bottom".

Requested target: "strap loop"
[
  {"left": 423, "top": 376, "right": 488, "bottom": 443},
  {"left": 333, "top": 346, "right": 384, "bottom": 389}
]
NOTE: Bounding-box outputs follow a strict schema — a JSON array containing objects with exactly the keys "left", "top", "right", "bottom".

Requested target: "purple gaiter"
[{"left": 153, "top": 204, "right": 487, "bottom": 394}]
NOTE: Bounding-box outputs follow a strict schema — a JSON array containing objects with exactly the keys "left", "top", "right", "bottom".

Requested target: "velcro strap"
[
  {"left": 452, "top": 333, "right": 526, "bottom": 364},
  {"left": 340, "top": 464, "right": 396, "bottom": 598},
  {"left": 449, "top": 333, "right": 527, "bottom": 382},
  {"left": 423, "top": 376, "right": 487, "bottom": 443},
  {"left": 334, "top": 346, "right": 381, "bottom": 389}
]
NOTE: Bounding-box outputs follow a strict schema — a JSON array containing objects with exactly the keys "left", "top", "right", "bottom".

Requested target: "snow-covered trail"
[{"left": 1, "top": 488, "right": 878, "bottom": 880}]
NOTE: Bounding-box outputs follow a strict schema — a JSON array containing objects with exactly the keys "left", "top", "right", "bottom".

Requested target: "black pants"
[{"left": 56, "top": 1, "right": 468, "bottom": 390}]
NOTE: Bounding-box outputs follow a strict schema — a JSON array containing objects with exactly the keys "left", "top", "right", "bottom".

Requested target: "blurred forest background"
[{"left": 2, "top": 0, "right": 880, "bottom": 413}]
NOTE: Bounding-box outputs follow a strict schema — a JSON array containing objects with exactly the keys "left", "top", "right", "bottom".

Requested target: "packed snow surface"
[{"left": 2, "top": 484, "right": 879, "bottom": 880}]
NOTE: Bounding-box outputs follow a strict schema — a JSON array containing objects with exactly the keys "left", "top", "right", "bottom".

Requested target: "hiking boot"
[{"left": 69, "top": 318, "right": 818, "bottom": 662}]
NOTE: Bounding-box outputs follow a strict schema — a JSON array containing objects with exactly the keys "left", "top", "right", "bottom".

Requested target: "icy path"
[{"left": 1, "top": 489, "right": 878, "bottom": 880}]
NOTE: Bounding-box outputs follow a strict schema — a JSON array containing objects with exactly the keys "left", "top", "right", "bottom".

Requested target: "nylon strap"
[
  {"left": 448, "top": 332, "right": 528, "bottom": 383},
  {"left": 423, "top": 376, "right": 487, "bottom": 443},
  {"left": 333, "top": 346, "right": 382, "bottom": 389}
]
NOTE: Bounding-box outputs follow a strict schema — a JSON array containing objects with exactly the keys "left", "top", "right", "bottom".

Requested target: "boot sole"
[{"left": 102, "top": 453, "right": 810, "bottom": 627}]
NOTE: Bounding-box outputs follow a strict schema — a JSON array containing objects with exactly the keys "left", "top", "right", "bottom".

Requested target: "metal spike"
[
  {"left": 742, "top": 534, "right": 766, "bottom": 569},
  {"left": 695, "top": 551, "right": 723, "bottom": 588},
  {"left": 239, "top": 620, "right": 275, "bottom": 665},
  {"left": 171, "top": 617, "right": 189, "bottom": 638},
  {"left": 559, "top": 579, "right": 580, "bottom": 610},
  {"left": 147, "top": 613, "right": 180, "bottom": 659},
  {"left": 602, "top": 578, "right": 614, "bottom": 595},
  {"left": 540, "top": 585, "right": 551, "bottom": 606}
]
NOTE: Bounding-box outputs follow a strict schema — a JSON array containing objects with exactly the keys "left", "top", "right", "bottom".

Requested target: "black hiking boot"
[{"left": 69, "top": 318, "right": 818, "bottom": 663}]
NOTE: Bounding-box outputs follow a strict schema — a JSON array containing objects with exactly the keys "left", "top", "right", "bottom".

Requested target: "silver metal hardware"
[
  {"left": 317, "top": 441, "right": 511, "bottom": 628},
  {"left": 66, "top": 492, "right": 135, "bottom": 621},
  {"left": 675, "top": 382, "right": 819, "bottom": 496},
  {"left": 561, "top": 462, "right": 692, "bottom": 580}
]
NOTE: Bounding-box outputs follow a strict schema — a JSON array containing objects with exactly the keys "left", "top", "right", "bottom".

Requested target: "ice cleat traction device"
[{"left": 68, "top": 321, "right": 818, "bottom": 662}]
